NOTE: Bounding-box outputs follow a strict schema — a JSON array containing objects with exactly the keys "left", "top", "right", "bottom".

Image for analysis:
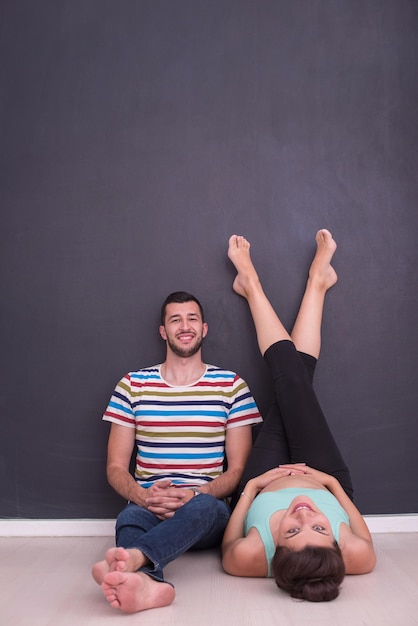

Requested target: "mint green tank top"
[{"left": 244, "top": 488, "right": 350, "bottom": 577}]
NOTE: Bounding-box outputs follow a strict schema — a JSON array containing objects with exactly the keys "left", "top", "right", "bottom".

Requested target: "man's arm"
[
  {"left": 106, "top": 422, "right": 149, "bottom": 508},
  {"left": 108, "top": 423, "right": 189, "bottom": 518},
  {"left": 145, "top": 424, "right": 253, "bottom": 518},
  {"left": 199, "top": 424, "right": 253, "bottom": 499}
]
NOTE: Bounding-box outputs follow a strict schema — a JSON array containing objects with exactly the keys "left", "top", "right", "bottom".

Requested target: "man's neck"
[{"left": 160, "top": 352, "right": 206, "bottom": 386}]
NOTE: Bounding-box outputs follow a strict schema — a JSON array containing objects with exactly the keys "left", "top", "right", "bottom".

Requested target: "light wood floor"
[{"left": 1, "top": 534, "right": 417, "bottom": 625}]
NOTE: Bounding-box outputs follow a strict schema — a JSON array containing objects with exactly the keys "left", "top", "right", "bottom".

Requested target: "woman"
[{"left": 222, "top": 230, "right": 376, "bottom": 602}]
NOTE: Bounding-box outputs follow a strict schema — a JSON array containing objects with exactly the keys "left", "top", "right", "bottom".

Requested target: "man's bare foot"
[
  {"left": 101, "top": 570, "right": 175, "bottom": 613},
  {"left": 92, "top": 547, "right": 146, "bottom": 585},
  {"left": 92, "top": 559, "right": 109, "bottom": 585},
  {"left": 308, "top": 229, "right": 338, "bottom": 291},
  {"left": 228, "top": 235, "right": 260, "bottom": 298}
]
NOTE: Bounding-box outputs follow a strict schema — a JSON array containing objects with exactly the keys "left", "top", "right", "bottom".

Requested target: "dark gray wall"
[{"left": 1, "top": 0, "right": 417, "bottom": 518}]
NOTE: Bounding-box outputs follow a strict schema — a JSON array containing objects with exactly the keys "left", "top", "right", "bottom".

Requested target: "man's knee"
[
  {"left": 116, "top": 502, "right": 152, "bottom": 530},
  {"left": 185, "top": 493, "right": 230, "bottom": 522}
]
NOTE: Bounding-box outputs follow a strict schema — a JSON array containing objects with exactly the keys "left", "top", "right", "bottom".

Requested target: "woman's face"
[{"left": 277, "top": 496, "right": 335, "bottom": 550}]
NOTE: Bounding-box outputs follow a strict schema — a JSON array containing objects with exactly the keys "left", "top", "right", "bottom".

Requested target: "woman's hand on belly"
[
  {"left": 278, "top": 464, "right": 338, "bottom": 491},
  {"left": 247, "top": 466, "right": 306, "bottom": 498}
]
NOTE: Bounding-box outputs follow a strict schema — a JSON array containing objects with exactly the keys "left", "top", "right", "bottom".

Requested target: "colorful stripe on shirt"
[{"left": 103, "top": 364, "right": 262, "bottom": 487}]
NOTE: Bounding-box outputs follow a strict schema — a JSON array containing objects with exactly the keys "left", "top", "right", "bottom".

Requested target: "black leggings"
[{"left": 233, "top": 340, "right": 353, "bottom": 507}]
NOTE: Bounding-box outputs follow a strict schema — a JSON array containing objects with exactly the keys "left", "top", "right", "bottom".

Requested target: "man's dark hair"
[
  {"left": 160, "top": 291, "right": 205, "bottom": 326},
  {"left": 271, "top": 542, "right": 345, "bottom": 602}
]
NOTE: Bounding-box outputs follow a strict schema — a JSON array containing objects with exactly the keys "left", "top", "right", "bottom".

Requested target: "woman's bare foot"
[
  {"left": 101, "top": 570, "right": 175, "bottom": 613},
  {"left": 92, "top": 547, "right": 146, "bottom": 585},
  {"left": 228, "top": 235, "right": 260, "bottom": 299},
  {"left": 308, "top": 229, "right": 338, "bottom": 291}
]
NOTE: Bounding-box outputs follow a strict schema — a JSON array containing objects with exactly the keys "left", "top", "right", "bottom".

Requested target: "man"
[{"left": 92, "top": 291, "right": 262, "bottom": 613}]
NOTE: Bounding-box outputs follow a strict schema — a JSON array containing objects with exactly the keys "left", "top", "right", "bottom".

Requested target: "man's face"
[{"left": 159, "top": 301, "right": 208, "bottom": 358}]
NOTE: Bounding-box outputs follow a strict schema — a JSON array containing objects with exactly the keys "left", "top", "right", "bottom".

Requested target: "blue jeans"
[{"left": 115, "top": 494, "right": 230, "bottom": 585}]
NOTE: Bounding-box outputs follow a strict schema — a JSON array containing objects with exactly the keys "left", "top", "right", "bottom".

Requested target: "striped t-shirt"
[{"left": 103, "top": 364, "right": 262, "bottom": 488}]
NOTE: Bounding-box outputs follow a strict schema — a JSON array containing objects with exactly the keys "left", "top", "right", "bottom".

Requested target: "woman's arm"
[
  {"left": 221, "top": 479, "right": 258, "bottom": 554},
  {"left": 221, "top": 479, "right": 267, "bottom": 576},
  {"left": 326, "top": 476, "right": 376, "bottom": 573},
  {"left": 222, "top": 468, "right": 294, "bottom": 576}
]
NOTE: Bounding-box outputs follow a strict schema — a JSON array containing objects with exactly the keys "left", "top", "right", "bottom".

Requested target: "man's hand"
[{"left": 145, "top": 480, "right": 195, "bottom": 519}]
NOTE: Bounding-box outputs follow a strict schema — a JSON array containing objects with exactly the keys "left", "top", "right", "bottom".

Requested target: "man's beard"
[{"left": 166, "top": 334, "right": 204, "bottom": 358}]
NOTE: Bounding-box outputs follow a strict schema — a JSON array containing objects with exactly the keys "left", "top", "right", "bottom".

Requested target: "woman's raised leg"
[
  {"left": 228, "top": 231, "right": 352, "bottom": 498},
  {"left": 227, "top": 229, "right": 337, "bottom": 360},
  {"left": 227, "top": 235, "right": 291, "bottom": 356},
  {"left": 290, "top": 229, "right": 337, "bottom": 358}
]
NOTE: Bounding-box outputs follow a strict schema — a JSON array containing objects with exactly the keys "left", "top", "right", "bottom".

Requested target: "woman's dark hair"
[
  {"left": 271, "top": 542, "right": 345, "bottom": 602},
  {"left": 160, "top": 291, "right": 205, "bottom": 325}
]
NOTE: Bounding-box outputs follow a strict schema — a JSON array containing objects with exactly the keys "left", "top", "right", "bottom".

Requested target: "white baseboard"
[
  {"left": 0, "top": 519, "right": 116, "bottom": 537},
  {"left": 365, "top": 514, "right": 418, "bottom": 533},
  {"left": 0, "top": 515, "right": 417, "bottom": 537}
]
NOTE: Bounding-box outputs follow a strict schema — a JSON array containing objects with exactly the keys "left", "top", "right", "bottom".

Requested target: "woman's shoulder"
[
  {"left": 223, "top": 530, "right": 268, "bottom": 577},
  {"left": 339, "top": 524, "right": 377, "bottom": 574}
]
